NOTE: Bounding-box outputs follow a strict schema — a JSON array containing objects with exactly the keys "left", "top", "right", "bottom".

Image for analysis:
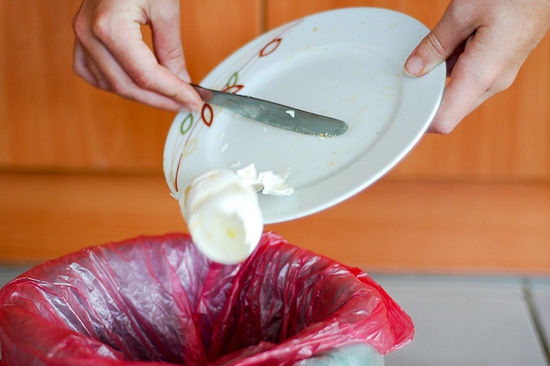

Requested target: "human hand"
[
  {"left": 72, "top": 0, "right": 202, "bottom": 111},
  {"left": 404, "top": 0, "right": 550, "bottom": 134}
]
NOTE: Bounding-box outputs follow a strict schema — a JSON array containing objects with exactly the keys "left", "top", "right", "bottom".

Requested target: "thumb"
[
  {"left": 149, "top": 0, "right": 191, "bottom": 82},
  {"left": 404, "top": 4, "right": 476, "bottom": 77}
]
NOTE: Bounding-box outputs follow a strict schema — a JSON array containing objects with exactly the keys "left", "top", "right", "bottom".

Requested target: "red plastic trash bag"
[{"left": 0, "top": 233, "right": 413, "bottom": 365}]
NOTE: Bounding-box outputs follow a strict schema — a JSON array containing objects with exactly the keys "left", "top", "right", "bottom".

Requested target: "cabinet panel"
[
  {"left": 266, "top": 0, "right": 550, "bottom": 180},
  {"left": 181, "top": 0, "right": 263, "bottom": 82},
  {"left": 266, "top": 0, "right": 446, "bottom": 30},
  {"left": 0, "top": 0, "right": 261, "bottom": 172},
  {"left": 1, "top": 0, "right": 548, "bottom": 272},
  {"left": 2, "top": 173, "right": 548, "bottom": 273},
  {"left": 3, "top": 0, "right": 548, "bottom": 178}
]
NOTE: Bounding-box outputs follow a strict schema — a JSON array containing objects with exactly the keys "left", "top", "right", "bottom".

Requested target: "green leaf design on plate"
[
  {"left": 226, "top": 71, "right": 239, "bottom": 88},
  {"left": 180, "top": 113, "right": 194, "bottom": 135}
]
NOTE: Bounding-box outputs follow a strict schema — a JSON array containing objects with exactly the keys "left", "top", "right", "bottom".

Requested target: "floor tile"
[
  {"left": 371, "top": 275, "right": 548, "bottom": 366},
  {"left": 0, "top": 265, "right": 32, "bottom": 288},
  {"left": 528, "top": 278, "right": 550, "bottom": 359}
]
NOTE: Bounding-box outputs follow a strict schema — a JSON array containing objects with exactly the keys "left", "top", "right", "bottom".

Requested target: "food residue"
[
  {"left": 177, "top": 169, "right": 263, "bottom": 264},
  {"left": 176, "top": 164, "right": 293, "bottom": 264},
  {"left": 237, "top": 164, "right": 294, "bottom": 196},
  {"left": 220, "top": 142, "right": 229, "bottom": 152},
  {"left": 229, "top": 161, "right": 242, "bottom": 168}
]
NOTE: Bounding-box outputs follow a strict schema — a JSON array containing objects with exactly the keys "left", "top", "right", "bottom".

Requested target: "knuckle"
[
  {"left": 471, "top": 67, "right": 499, "bottom": 94},
  {"left": 91, "top": 12, "right": 112, "bottom": 41},
  {"left": 72, "top": 15, "right": 88, "bottom": 40},
  {"left": 167, "top": 0, "right": 180, "bottom": 12},
  {"left": 72, "top": 64, "right": 84, "bottom": 80},
  {"left": 157, "top": 0, "right": 180, "bottom": 19},
  {"left": 482, "top": 75, "right": 498, "bottom": 93},
  {"left": 170, "top": 90, "right": 183, "bottom": 101},
  {"left": 71, "top": 13, "right": 79, "bottom": 32},
  {"left": 132, "top": 73, "right": 154, "bottom": 90},
  {"left": 426, "top": 32, "right": 448, "bottom": 58},
  {"left": 446, "top": 1, "right": 471, "bottom": 29},
  {"left": 481, "top": 66, "right": 516, "bottom": 94},
  {"left": 100, "top": 81, "right": 112, "bottom": 92},
  {"left": 72, "top": 59, "right": 83, "bottom": 76},
  {"left": 494, "top": 73, "right": 516, "bottom": 93},
  {"left": 164, "top": 46, "right": 184, "bottom": 62},
  {"left": 110, "top": 82, "right": 129, "bottom": 96},
  {"left": 431, "top": 123, "right": 454, "bottom": 135},
  {"left": 438, "top": 125, "right": 454, "bottom": 135}
]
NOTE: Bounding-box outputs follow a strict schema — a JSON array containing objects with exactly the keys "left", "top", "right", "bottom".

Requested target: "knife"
[{"left": 190, "top": 84, "right": 348, "bottom": 137}]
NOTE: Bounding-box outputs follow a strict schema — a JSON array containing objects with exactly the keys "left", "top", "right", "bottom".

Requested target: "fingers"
[
  {"left": 74, "top": 38, "right": 111, "bottom": 90},
  {"left": 79, "top": 24, "right": 186, "bottom": 110},
  {"left": 445, "top": 40, "right": 466, "bottom": 77},
  {"left": 92, "top": 14, "right": 201, "bottom": 111},
  {"left": 428, "top": 27, "right": 508, "bottom": 134},
  {"left": 148, "top": 1, "right": 191, "bottom": 83},
  {"left": 85, "top": 51, "right": 111, "bottom": 90},
  {"left": 404, "top": 1, "right": 478, "bottom": 76},
  {"left": 72, "top": 0, "right": 201, "bottom": 111},
  {"left": 403, "top": 0, "right": 550, "bottom": 134},
  {"left": 73, "top": 38, "right": 99, "bottom": 88}
]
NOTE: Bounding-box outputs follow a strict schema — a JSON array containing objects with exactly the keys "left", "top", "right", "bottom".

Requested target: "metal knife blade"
[{"left": 191, "top": 84, "right": 348, "bottom": 137}]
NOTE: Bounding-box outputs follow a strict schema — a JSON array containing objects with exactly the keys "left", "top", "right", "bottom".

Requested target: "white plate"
[{"left": 164, "top": 8, "right": 445, "bottom": 224}]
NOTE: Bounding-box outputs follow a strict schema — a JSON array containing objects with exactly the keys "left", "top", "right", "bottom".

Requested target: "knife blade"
[{"left": 190, "top": 84, "right": 348, "bottom": 137}]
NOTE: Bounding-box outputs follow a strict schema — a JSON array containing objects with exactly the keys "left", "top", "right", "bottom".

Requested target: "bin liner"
[{"left": 0, "top": 232, "right": 413, "bottom": 365}]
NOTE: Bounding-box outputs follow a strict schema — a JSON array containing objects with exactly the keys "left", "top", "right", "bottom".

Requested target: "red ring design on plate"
[
  {"left": 222, "top": 84, "right": 244, "bottom": 94},
  {"left": 201, "top": 103, "right": 213, "bottom": 127},
  {"left": 259, "top": 38, "right": 282, "bottom": 57},
  {"left": 174, "top": 154, "right": 183, "bottom": 192}
]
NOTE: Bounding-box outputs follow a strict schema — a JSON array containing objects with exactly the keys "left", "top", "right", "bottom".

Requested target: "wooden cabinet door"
[
  {"left": 1, "top": 0, "right": 549, "bottom": 273},
  {"left": 0, "top": 0, "right": 262, "bottom": 173},
  {"left": 266, "top": 0, "right": 550, "bottom": 180}
]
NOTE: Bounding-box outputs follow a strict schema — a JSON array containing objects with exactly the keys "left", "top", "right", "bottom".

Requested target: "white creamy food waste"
[{"left": 177, "top": 164, "right": 293, "bottom": 264}]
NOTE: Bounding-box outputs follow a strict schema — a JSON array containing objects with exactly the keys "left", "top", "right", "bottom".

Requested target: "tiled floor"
[
  {"left": 372, "top": 274, "right": 550, "bottom": 366},
  {"left": 0, "top": 267, "right": 548, "bottom": 365},
  {"left": 0, "top": 266, "right": 31, "bottom": 289}
]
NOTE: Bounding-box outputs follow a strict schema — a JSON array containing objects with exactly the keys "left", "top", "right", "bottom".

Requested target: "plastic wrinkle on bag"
[{"left": 0, "top": 233, "right": 413, "bottom": 365}]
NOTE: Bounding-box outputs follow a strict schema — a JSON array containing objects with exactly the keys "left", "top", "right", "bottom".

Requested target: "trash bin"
[{"left": 0, "top": 233, "right": 413, "bottom": 365}]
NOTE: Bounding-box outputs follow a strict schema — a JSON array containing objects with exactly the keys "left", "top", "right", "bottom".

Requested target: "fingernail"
[{"left": 404, "top": 55, "right": 424, "bottom": 76}]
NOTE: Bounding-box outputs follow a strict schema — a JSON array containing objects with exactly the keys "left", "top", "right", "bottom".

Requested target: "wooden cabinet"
[
  {"left": 1, "top": 1, "right": 549, "bottom": 273},
  {"left": 266, "top": 0, "right": 550, "bottom": 181},
  {"left": 0, "top": 0, "right": 261, "bottom": 172}
]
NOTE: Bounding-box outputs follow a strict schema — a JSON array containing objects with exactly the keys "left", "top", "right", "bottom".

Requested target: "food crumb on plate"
[{"left": 220, "top": 142, "right": 229, "bottom": 152}]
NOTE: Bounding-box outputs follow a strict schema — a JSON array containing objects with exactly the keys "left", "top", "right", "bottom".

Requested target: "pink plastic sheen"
[{"left": 0, "top": 232, "right": 413, "bottom": 365}]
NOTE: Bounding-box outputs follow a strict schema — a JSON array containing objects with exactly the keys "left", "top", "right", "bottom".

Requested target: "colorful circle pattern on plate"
[{"left": 170, "top": 20, "right": 303, "bottom": 193}]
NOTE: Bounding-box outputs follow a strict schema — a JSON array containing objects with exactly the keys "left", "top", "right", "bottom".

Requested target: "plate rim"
[{"left": 164, "top": 7, "right": 445, "bottom": 224}]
